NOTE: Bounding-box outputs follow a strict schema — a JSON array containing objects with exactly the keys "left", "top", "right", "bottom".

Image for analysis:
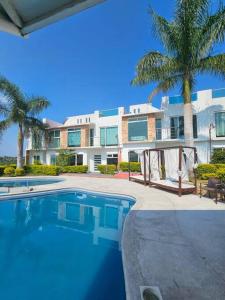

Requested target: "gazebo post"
[
  {"left": 128, "top": 151, "right": 131, "bottom": 181},
  {"left": 178, "top": 146, "right": 182, "bottom": 197},
  {"left": 148, "top": 149, "right": 151, "bottom": 186},
  {"left": 194, "top": 147, "right": 198, "bottom": 194},
  {"left": 143, "top": 150, "right": 147, "bottom": 185}
]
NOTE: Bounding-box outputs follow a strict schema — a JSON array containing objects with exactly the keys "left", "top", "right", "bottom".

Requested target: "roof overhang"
[{"left": 0, "top": 0, "right": 105, "bottom": 37}]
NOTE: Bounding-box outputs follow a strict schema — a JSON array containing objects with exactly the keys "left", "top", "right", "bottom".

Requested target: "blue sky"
[{"left": 0, "top": 0, "right": 224, "bottom": 155}]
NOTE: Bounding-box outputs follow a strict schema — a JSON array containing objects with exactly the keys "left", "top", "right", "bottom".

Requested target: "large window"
[
  {"left": 128, "top": 117, "right": 148, "bottom": 141},
  {"left": 68, "top": 128, "right": 81, "bottom": 147},
  {"left": 170, "top": 115, "right": 197, "bottom": 139},
  {"left": 100, "top": 127, "right": 118, "bottom": 146},
  {"left": 155, "top": 119, "right": 162, "bottom": 140},
  {"left": 49, "top": 130, "right": 60, "bottom": 148},
  {"left": 215, "top": 112, "right": 225, "bottom": 137},
  {"left": 89, "top": 128, "right": 94, "bottom": 146}
]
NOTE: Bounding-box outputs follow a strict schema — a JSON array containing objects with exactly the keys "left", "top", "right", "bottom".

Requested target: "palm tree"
[
  {"left": 132, "top": 0, "right": 225, "bottom": 146},
  {"left": 0, "top": 77, "right": 50, "bottom": 168}
]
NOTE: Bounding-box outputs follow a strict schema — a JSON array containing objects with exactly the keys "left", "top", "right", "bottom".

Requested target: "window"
[
  {"left": 68, "top": 128, "right": 81, "bottom": 147},
  {"left": 100, "top": 127, "right": 118, "bottom": 146},
  {"left": 215, "top": 112, "right": 225, "bottom": 137},
  {"left": 129, "top": 151, "right": 139, "bottom": 162},
  {"left": 170, "top": 116, "right": 184, "bottom": 139},
  {"left": 50, "top": 154, "right": 56, "bottom": 165},
  {"left": 170, "top": 116, "right": 197, "bottom": 139},
  {"left": 156, "top": 119, "right": 162, "bottom": 140},
  {"left": 33, "top": 155, "right": 40, "bottom": 163},
  {"left": 89, "top": 128, "right": 94, "bottom": 146},
  {"left": 133, "top": 109, "right": 136, "bottom": 114},
  {"left": 49, "top": 130, "right": 60, "bottom": 148},
  {"left": 107, "top": 154, "right": 118, "bottom": 165},
  {"left": 76, "top": 154, "right": 83, "bottom": 165},
  {"left": 128, "top": 117, "right": 148, "bottom": 141},
  {"left": 77, "top": 119, "right": 79, "bottom": 124},
  {"left": 137, "top": 108, "right": 140, "bottom": 113}
]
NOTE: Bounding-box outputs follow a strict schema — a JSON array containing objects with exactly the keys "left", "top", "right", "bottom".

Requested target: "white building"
[{"left": 26, "top": 88, "right": 225, "bottom": 171}]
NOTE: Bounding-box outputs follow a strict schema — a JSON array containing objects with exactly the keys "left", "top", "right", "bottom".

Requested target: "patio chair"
[{"left": 199, "top": 177, "right": 222, "bottom": 203}]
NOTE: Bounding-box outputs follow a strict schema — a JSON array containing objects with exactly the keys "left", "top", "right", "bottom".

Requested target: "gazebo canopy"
[{"left": 0, "top": 0, "right": 105, "bottom": 36}]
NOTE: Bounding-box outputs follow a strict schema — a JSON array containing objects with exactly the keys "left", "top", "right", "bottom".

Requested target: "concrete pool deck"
[{"left": 0, "top": 175, "right": 225, "bottom": 300}]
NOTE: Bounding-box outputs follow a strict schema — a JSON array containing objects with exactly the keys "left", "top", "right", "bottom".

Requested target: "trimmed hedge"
[
  {"left": 4, "top": 167, "right": 15, "bottom": 176},
  {"left": 60, "top": 165, "right": 88, "bottom": 173},
  {"left": 25, "top": 165, "right": 60, "bottom": 176},
  {"left": 15, "top": 168, "right": 25, "bottom": 176},
  {"left": 200, "top": 173, "right": 217, "bottom": 180},
  {"left": 196, "top": 163, "right": 225, "bottom": 180},
  {"left": 97, "top": 164, "right": 117, "bottom": 175},
  {"left": 0, "top": 165, "right": 16, "bottom": 176},
  {"left": 216, "top": 169, "right": 225, "bottom": 181},
  {"left": 119, "top": 162, "right": 141, "bottom": 172}
]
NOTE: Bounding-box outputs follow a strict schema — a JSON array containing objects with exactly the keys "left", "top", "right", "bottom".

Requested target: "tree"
[
  {"left": 132, "top": 0, "right": 225, "bottom": 146},
  {"left": 0, "top": 77, "right": 50, "bottom": 168}
]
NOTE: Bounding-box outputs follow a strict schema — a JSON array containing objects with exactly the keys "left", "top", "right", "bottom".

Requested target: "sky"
[{"left": 0, "top": 0, "right": 224, "bottom": 155}]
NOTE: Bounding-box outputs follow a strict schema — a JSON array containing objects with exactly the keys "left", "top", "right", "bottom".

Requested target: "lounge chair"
[{"left": 199, "top": 177, "right": 222, "bottom": 203}]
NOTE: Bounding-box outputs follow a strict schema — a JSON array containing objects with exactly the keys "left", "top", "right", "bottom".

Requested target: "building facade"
[{"left": 26, "top": 88, "right": 225, "bottom": 171}]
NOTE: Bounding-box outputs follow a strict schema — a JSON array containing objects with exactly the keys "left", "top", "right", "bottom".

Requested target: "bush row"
[
  {"left": 119, "top": 162, "right": 141, "bottom": 172},
  {"left": 97, "top": 164, "right": 117, "bottom": 175},
  {"left": 1, "top": 164, "right": 89, "bottom": 177},
  {"left": 60, "top": 165, "right": 88, "bottom": 173},
  {"left": 196, "top": 163, "right": 225, "bottom": 180}
]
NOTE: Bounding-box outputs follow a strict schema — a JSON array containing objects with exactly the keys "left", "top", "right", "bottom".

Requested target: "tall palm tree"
[
  {"left": 132, "top": 0, "right": 225, "bottom": 146},
  {"left": 0, "top": 77, "right": 50, "bottom": 168}
]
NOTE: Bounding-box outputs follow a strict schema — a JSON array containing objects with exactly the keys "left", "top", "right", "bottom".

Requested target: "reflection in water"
[{"left": 0, "top": 191, "right": 133, "bottom": 300}]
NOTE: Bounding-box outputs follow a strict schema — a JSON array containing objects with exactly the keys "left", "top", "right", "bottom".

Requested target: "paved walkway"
[{"left": 0, "top": 175, "right": 225, "bottom": 300}]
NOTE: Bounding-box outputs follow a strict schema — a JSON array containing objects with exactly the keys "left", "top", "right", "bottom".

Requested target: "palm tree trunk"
[
  {"left": 183, "top": 79, "right": 194, "bottom": 147},
  {"left": 17, "top": 124, "right": 24, "bottom": 168}
]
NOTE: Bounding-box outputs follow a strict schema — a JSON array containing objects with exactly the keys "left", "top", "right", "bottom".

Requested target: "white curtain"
[
  {"left": 149, "top": 151, "right": 160, "bottom": 181},
  {"left": 164, "top": 149, "right": 179, "bottom": 181}
]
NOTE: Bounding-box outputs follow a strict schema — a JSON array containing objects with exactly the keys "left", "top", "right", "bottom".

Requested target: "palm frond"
[
  {"left": 198, "top": 54, "right": 225, "bottom": 78},
  {"left": 150, "top": 8, "right": 178, "bottom": 53},
  {"left": 0, "top": 76, "right": 25, "bottom": 109},
  {"left": 27, "top": 97, "right": 50, "bottom": 115},
  {"left": 132, "top": 51, "right": 180, "bottom": 85},
  {"left": 198, "top": 4, "right": 225, "bottom": 57},
  {"left": 148, "top": 75, "right": 182, "bottom": 102}
]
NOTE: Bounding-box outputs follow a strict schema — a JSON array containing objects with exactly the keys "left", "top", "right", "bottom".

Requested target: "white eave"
[{"left": 0, "top": 0, "right": 105, "bottom": 37}]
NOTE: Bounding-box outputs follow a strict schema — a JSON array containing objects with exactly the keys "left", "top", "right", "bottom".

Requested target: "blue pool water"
[
  {"left": 0, "top": 178, "right": 63, "bottom": 188},
  {"left": 0, "top": 190, "right": 134, "bottom": 300}
]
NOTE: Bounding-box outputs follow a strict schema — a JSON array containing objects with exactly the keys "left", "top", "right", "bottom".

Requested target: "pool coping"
[{"left": 0, "top": 175, "right": 225, "bottom": 300}]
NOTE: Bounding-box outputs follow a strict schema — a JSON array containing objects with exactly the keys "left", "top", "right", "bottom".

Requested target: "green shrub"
[
  {"left": 214, "top": 164, "right": 225, "bottom": 170},
  {"left": 15, "top": 168, "right": 25, "bottom": 176},
  {"left": 60, "top": 165, "right": 88, "bottom": 173},
  {"left": 4, "top": 166, "right": 15, "bottom": 176},
  {"left": 196, "top": 164, "right": 217, "bottom": 179},
  {"left": 33, "top": 160, "right": 42, "bottom": 165},
  {"left": 119, "top": 162, "right": 141, "bottom": 172},
  {"left": 25, "top": 165, "right": 60, "bottom": 176},
  {"left": 0, "top": 166, "right": 5, "bottom": 176},
  {"left": 201, "top": 173, "right": 218, "bottom": 180},
  {"left": 9, "top": 164, "right": 17, "bottom": 168},
  {"left": 97, "top": 164, "right": 117, "bottom": 175},
  {"left": 211, "top": 150, "right": 225, "bottom": 164},
  {"left": 216, "top": 169, "right": 225, "bottom": 182}
]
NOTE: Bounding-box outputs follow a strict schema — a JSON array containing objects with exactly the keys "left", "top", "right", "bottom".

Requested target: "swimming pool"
[
  {"left": 0, "top": 178, "right": 63, "bottom": 188},
  {"left": 0, "top": 190, "right": 134, "bottom": 300}
]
